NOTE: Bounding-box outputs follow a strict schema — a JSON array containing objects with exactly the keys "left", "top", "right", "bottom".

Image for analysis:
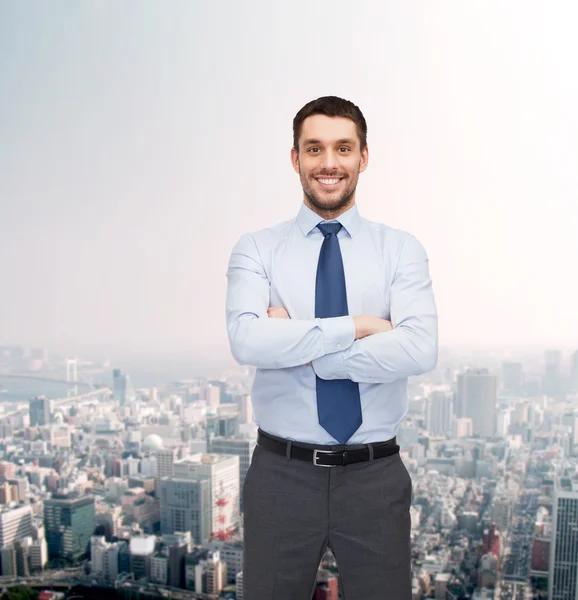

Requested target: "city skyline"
[{"left": 1, "top": 2, "right": 578, "bottom": 360}]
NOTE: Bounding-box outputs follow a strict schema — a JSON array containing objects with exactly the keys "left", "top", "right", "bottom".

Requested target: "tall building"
[
  {"left": 501, "top": 362, "right": 524, "bottom": 394},
  {"left": 544, "top": 349, "right": 564, "bottom": 399},
  {"left": 130, "top": 536, "right": 156, "bottom": 580},
  {"left": 207, "top": 436, "right": 256, "bottom": 511},
  {"left": 456, "top": 369, "right": 497, "bottom": 438},
  {"left": 570, "top": 350, "right": 578, "bottom": 393},
  {"left": 426, "top": 392, "right": 453, "bottom": 437},
  {"left": 44, "top": 493, "right": 95, "bottom": 561},
  {"left": 206, "top": 414, "right": 238, "bottom": 441},
  {"left": 205, "top": 384, "right": 221, "bottom": 409},
  {"left": 159, "top": 478, "right": 211, "bottom": 546},
  {"left": 452, "top": 417, "right": 473, "bottom": 439},
  {"left": 549, "top": 478, "right": 578, "bottom": 600},
  {"left": 155, "top": 448, "right": 179, "bottom": 480},
  {"left": 173, "top": 454, "right": 240, "bottom": 538},
  {"left": 112, "top": 369, "right": 134, "bottom": 406},
  {"left": 236, "top": 394, "right": 253, "bottom": 424},
  {"left": 0, "top": 505, "right": 33, "bottom": 548},
  {"left": 29, "top": 396, "right": 51, "bottom": 427}
]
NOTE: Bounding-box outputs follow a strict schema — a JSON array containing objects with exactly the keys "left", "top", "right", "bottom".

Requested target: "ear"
[
  {"left": 359, "top": 144, "right": 369, "bottom": 173},
  {"left": 290, "top": 146, "right": 300, "bottom": 174}
]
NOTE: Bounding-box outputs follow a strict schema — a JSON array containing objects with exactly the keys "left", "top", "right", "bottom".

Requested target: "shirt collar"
[{"left": 296, "top": 202, "right": 362, "bottom": 238}]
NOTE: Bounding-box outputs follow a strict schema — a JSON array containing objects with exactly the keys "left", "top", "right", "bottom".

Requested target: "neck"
[{"left": 303, "top": 198, "right": 356, "bottom": 221}]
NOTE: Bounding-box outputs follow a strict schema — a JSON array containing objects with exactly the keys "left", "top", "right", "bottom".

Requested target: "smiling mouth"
[{"left": 315, "top": 177, "right": 344, "bottom": 188}]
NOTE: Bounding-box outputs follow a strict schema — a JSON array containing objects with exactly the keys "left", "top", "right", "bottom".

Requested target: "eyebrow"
[{"left": 302, "top": 138, "right": 357, "bottom": 147}]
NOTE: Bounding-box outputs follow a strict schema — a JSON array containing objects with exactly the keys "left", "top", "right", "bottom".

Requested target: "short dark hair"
[{"left": 293, "top": 96, "right": 368, "bottom": 152}]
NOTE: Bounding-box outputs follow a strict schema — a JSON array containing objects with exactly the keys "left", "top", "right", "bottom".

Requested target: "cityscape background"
[{"left": 1, "top": 2, "right": 577, "bottom": 600}]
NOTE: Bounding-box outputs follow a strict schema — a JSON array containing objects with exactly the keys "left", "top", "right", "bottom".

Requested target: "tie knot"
[{"left": 317, "top": 222, "right": 343, "bottom": 238}]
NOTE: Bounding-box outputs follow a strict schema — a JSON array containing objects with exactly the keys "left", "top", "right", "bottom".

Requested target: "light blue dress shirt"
[{"left": 225, "top": 202, "right": 438, "bottom": 444}]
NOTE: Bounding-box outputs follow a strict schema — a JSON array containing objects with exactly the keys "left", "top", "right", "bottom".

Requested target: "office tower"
[
  {"left": 208, "top": 380, "right": 230, "bottom": 403},
  {"left": 167, "top": 541, "right": 188, "bottom": 588},
  {"left": 0, "top": 546, "right": 17, "bottom": 577},
  {"left": 236, "top": 571, "right": 244, "bottom": 600},
  {"left": 425, "top": 392, "right": 453, "bottom": 437},
  {"left": 452, "top": 418, "right": 473, "bottom": 439},
  {"left": 236, "top": 394, "right": 253, "bottom": 424},
  {"left": 195, "top": 550, "right": 226, "bottom": 596},
  {"left": 0, "top": 461, "right": 16, "bottom": 480},
  {"left": 544, "top": 349, "right": 564, "bottom": 399},
  {"left": 549, "top": 478, "right": 578, "bottom": 599},
  {"left": 173, "top": 454, "right": 240, "bottom": 540},
  {"left": 206, "top": 414, "right": 239, "bottom": 440},
  {"left": 207, "top": 436, "right": 256, "bottom": 507},
  {"left": 112, "top": 368, "right": 134, "bottom": 406},
  {"left": 501, "top": 361, "right": 524, "bottom": 393},
  {"left": 29, "top": 396, "right": 51, "bottom": 427},
  {"left": 496, "top": 409, "right": 511, "bottom": 437},
  {"left": 155, "top": 448, "right": 179, "bottom": 480},
  {"left": 66, "top": 358, "right": 78, "bottom": 396},
  {"left": 91, "top": 536, "right": 108, "bottom": 575},
  {"left": 151, "top": 551, "right": 169, "bottom": 585},
  {"left": 217, "top": 540, "right": 243, "bottom": 584},
  {"left": 570, "top": 350, "right": 578, "bottom": 393},
  {"left": 130, "top": 536, "right": 156, "bottom": 580},
  {"left": 44, "top": 493, "right": 96, "bottom": 560},
  {"left": 29, "top": 538, "right": 48, "bottom": 571},
  {"left": 0, "top": 505, "right": 33, "bottom": 548},
  {"left": 205, "top": 384, "right": 221, "bottom": 409},
  {"left": 456, "top": 369, "right": 497, "bottom": 438},
  {"left": 159, "top": 478, "right": 211, "bottom": 546}
]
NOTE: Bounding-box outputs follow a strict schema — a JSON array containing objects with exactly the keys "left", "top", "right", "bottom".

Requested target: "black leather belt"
[{"left": 257, "top": 429, "right": 399, "bottom": 467}]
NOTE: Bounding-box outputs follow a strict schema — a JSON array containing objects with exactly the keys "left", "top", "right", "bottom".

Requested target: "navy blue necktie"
[{"left": 315, "top": 222, "right": 362, "bottom": 443}]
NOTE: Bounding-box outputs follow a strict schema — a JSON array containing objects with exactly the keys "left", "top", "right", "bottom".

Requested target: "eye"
[
  {"left": 339, "top": 147, "right": 351, "bottom": 153},
  {"left": 308, "top": 148, "right": 320, "bottom": 153}
]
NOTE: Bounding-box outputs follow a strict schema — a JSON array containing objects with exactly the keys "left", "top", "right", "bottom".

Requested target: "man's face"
[{"left": 291, "top": 114, "right": 368, "bottom": 216}]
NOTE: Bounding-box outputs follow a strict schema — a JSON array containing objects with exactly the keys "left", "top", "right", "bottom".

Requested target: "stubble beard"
[{"left": 300, "top": 167, "right": 360, "bottom": 217}]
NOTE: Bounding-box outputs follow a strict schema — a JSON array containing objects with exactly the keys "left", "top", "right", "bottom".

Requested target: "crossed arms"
[{"left": 225, "top": 233, "right": 438, "bottom": 384}]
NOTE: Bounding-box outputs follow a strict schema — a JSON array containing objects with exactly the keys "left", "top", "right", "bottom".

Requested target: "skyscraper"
[
  {"left": 29, "top": 396, "right": 51, "bottom": 427},
  {"left": 207, "top": 436, "right": 256, "bottom": 512},
  {"left": 112, "top": 369, "right": 134, "bottom": 406},
  {"left": 544, "top": 349, "right": 564, "bottom": 400},
  {"left": 549, "top": 478, "right": 578, "bottom": 600},
  {"left": 501, "top": 361, "right": 524, "bottom": 394},
  {"left": 425, "top": 391, "right": 453, "bottom": 437},
  {"left": 44, "top": 493, "right": 95, "bottom": 561},
  {"left": 159, "top": 477, "right": 211, "bottom": 545},
  {"left": 569, "top": 350, "right": 578, "bottom": 393},
  {"left": 456, "top": 369, "right": 497, "bottom": 438},
  {"left": 0, "top": 505, "right": 33, "bottom": 548},
  {"left": 173, "top": 454, "right": 240, "bottom": 539}
]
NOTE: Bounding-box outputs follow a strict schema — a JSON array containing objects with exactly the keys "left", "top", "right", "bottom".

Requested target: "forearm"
[
  {"left": 227, "top": 312, "right": 355, "bottom": 369},
  {"left": 312, "top": 316, "right": 438, "bottom": 383},
  {"left": 313, "top": 232, "right": 439, "bottom": 383}
]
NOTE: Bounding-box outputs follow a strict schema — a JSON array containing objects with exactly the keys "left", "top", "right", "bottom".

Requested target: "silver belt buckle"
[{"left": 313, "top": 448, "right": 336, "bottom": 467}]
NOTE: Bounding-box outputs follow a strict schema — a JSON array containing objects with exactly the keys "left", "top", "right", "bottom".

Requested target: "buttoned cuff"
[
  {"left": 317, "top": 315, "right": 355, "bottom": 355},
  {"left": 312, "top": 350, "right": 348, "bottom": 380}
]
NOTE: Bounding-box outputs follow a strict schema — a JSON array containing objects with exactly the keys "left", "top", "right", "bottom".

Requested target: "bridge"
[{"left": 0, "top": 373, "right": 107, "bottom": 387}]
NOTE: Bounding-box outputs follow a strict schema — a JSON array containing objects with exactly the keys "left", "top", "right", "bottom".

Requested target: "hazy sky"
[{"left": 1, "top": 1, "right": 577, "bottom": 362}]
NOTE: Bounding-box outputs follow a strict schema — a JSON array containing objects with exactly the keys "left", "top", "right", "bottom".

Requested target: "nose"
[{"left": 320, "top": 149, "right": 340, "bottom": 171}]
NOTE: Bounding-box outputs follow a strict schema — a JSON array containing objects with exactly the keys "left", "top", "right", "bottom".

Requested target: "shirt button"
[{"left": 336, "top": 344, "right": 342, "bottom": 350}]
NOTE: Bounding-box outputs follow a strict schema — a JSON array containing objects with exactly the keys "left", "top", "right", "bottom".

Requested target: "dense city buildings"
[{"left": 0, "top": 345, "right": 577, "bottom": 598}]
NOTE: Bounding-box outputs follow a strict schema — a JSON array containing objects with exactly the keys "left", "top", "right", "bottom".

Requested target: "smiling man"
[{"left": 226, "top": 96, "right": 438, "bottom": 600}]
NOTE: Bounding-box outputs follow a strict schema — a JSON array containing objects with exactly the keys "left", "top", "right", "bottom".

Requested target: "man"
[{"left": 225, "top": 96, "right": 438, "bottom": 600}]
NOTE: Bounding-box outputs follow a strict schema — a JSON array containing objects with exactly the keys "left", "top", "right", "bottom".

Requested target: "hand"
[
  {"left": 267, "top": 306, "right": 289, "bottom": 319},
  {"left": 352, "top": 315, "right": 393, "bottom": 339}
]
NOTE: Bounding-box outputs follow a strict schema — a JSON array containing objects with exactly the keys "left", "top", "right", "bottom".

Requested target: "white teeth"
[{"left": 318, "top": 178, "right": 340, "bottom": 185}]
